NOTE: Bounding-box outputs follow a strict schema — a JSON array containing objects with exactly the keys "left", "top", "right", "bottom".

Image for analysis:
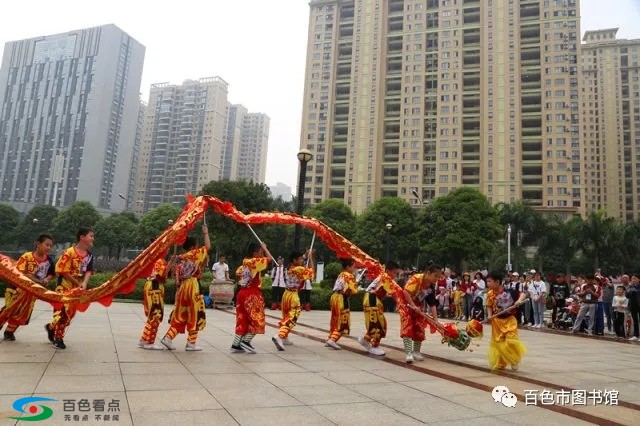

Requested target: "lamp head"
[
  {"left": 297, "top": 149, "right": 313, "bottom": 163},
  {"left": 385, "top": 223, "right": 393, "bottom": 231}
]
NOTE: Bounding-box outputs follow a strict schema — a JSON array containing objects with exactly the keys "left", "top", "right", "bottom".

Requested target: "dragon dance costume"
[
  {"left": 139, "top": 258, "right": 169, "bottom": 347},
  {"left": 486, "top": 287, "right": 527, "bottom": 370},
  {"left": 327, "top": 270, "right": 358, "bottom": 344}
]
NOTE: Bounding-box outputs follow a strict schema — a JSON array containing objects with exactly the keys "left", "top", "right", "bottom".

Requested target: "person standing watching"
[
  {"left": 212, "top": 255, "right": 230, "bottom": 282},
  {"left": 270, "top": 257, "right": 286, "bottom": 310}
]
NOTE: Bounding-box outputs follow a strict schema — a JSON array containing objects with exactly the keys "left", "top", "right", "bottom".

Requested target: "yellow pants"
[
  {"left": 278, "top": 289, "right": 301, "bottom": 339},
  {"left": 328, "top": 292, "right": 350, "bottom": 342},
  {"left": 362, "top": 293, "right": 386, "bottom": 347},
  {"left": 488, "top": 315, "right": 527, "bottom": 369}
]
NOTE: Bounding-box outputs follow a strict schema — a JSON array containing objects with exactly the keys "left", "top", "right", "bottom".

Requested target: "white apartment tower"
[
  {"left": 135, "top": 77, "right": 229, "bottom": 212},
  {"left": 299, "top": 0, "right": 580, "bottom": 214},
  {"left": 0, "top": 24, "right": 145, "bottom": 212},
  {"left": 581, "top": 29, "right": 640, "bottom": 222}
]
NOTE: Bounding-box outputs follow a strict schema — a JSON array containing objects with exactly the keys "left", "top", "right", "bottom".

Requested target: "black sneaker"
[
  {"left": 3, "top": 331, "right": 15, "bottom": 341},
  {"left": 230, "top": 344, "right": 245, "bottom": 353},
  {"left": 45, "top": 324, "right": 54, "bottom": 343},
  {"left": 240, "top": 341, "right": 256, "bottom": 354},
  {"left": 52, "top": 339, "right": 66, "bottom": 349}
]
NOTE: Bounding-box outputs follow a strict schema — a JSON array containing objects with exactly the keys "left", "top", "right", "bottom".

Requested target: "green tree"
[
  {"left": 0, "top": 204, "right": 20, "bottom": 247},
  {"left": 201, "top": 180, "right": 277, "bottom": 268},
  {"left": 137, "top": 204, "right": 182, "bottom": 246},
  {"left": 354, "top": 197, "right": 417, "bottom": 265},
  {"left": 578, "top": 210, "right": 619, "bottom": 271},
  {"left": 536, "top": 214, "right": 582, "bottom": 275},
  {"left": 417, "top": 187, "right": 502, "bottom": 272},
  {"left": 304, "top": 199, "right": 356, "bottom": 263},
  {"left": 14, "top": 205, "right": 59, "bottom": 248},
  {"left": 94, "top": 212, "right": 139, "bottom": 258},
  {"left": 52, "top": 201, "right": 102, "bottom": 243}
]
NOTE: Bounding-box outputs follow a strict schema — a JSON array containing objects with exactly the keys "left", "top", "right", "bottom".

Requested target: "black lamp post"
[
  {"left": 293, "top": 149, "right": 313, "bottom": 252},
  {"left": 384, "top": 223, "right": 393, "bottom": 263}
]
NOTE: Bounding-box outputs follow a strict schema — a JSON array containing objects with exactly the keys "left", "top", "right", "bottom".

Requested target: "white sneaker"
[
  {"left": 358, "top": 336, "right": 371, "bottom": 350},
  {"left": 185, "top": 342, "right": 202, "bottom": 351},
  {"left": 137, "top": 340, "right": 146, "bottom": 348},
  {"left": 630, "top": 336, "right": 639, "bottom": 341},
  {"left": 511, "top": 363, "right": 519, "bottom": 371},
  {"left": 160, "top": 336, "right": 175, "bottom": 350},
  {"left": 282, "top": 338, "right": 293, "bottom": 346},
  {"left": 325, "top": 339, "right": 341, "bottom": 350},
  {"left": 369, "top": 346, "right": 385, "bottom": 356},
  {"left": 272, "top": 336, "right": 285, "bottom": 351},
  {"left": 405, "top": 353, "right": 414, "bottom": 364},
  {"left": 240, "top": 341, "right": 257, "bottom": 354},
  {"left": 143, "top": 343, "right": 165, "bottom": 350},
  {"left": 412, "top": 352, "right": 425, "bottom": 361}
]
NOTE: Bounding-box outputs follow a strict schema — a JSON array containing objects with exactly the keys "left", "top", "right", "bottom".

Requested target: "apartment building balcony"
[
  {"left": 387, "top": 36, "right": 403, "bottom": 52},
  {"left": 389, "top": 0, "right": 403, "bottom": 15},
  {"left": 463, "top": 8, "right": 480, "bottom": 24},
  {"left": 388, "top": 16, "right": 403, "bottom": 33}
]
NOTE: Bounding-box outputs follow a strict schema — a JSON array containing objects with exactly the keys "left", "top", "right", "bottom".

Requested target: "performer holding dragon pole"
[
  {"left": 138, "top": 253, "right": 176, "bottom": 350},
  {"left": 1, "top": 234, "right": 55, "bottom": 341},
  {"left": 485, "top": 271, "right": 527, "bottom": 371},
  {"left": 272, "top": 249, "right": 314, "bottom": 351},
  {"left": 160, "top": 222, "right": 210, "bottom": 351},
  {"left": 358, "top": 260, "right": 403, "bottom": 356}
]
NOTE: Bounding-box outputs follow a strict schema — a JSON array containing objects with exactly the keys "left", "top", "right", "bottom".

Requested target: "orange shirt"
[
  {"left": 286, "top": 265, "right": 314, "bottom": 290},
  {"left": 238, "top": 257, "right": 270, "bottom": 288},
  {"left": 55, "top": 246, "right": 94, "bottom": 289},
  {"left": 16, "top": 251, "right": 55, "bottom": 283},
  {"left": 176, "top": 246, "right": 208, "bottom": 282},
  {"left": 332, "top": 271, "right": 358, "bottom": 296}
]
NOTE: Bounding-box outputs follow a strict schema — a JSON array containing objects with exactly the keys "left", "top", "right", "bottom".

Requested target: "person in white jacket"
[{"left": 528, "top": 271, "right": 547, "bottom": 328}]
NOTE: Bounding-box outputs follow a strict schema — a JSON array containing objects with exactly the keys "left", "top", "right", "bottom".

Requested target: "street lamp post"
[
  {"left": 385, "top": 223, "right": 393, "bottom": 263},
  {"left": 293, "top": 149, "right": 313, "bottom": 252},
  {"left": 506, "top": 224, "right": 512, "bottom": 272}
]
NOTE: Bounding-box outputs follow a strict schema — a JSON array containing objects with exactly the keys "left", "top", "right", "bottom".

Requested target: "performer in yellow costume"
[
  {"left": 358, "top": 260, "right": 402, "bottom": 356},
  {"left": 231, "top": 241, "right": 274, "bottom": 354},
  {"left": 46, "top": 227, "right": 95, "bottom": 350},
  {"left": 325, "top": 258, "right": 358, "bottom": 350},
  {"left": 160, "top": 223, "right": 210, "bottom": 351},
  {"left": 138, "top": 255, "right": 175, "bottom": 350},
  {"left": 486, "top": 271, "right": 527, "bottom": 371},
  {"left": 272, "top": 250, "right": 314, "bottom": 351},
  {"left": 1, "top": 234, "right": 55, "bottom": 341}
]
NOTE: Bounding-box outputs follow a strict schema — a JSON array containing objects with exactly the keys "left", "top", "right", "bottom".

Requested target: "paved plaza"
[{"left": 0, "top": 299, "right": 638, "bottom": 425}]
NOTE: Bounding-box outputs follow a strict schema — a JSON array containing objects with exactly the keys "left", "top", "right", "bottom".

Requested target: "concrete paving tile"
[
  {"left": 45, "top": 362, "right": 120, "bottom": 376},
  {"left": 443, "top": 391, "right": 532, "bottom": 415},
  {"left": 384, "top": 397, "right": 483, "bottom": 423},
  {"left": 36, "top": 374, "right": 124, "bottom": 393},
  {"left": 494, "top": 410, "right": 593, "bottom": 425},
  {"left": 259, "top": 372, "right": 336, "bottom": 388},
  {"left": 0, "top": 349, "right": 53, "bottom": 363},
  {"left": 197, "top": 373, "right": 274, "bottom": 390},
  {"left": 50, "top": 349, "right": 119, "bottom": 363},
  {"left": 347, "top": 382, "right": 430, "bottom": 402},
  {"left": 282, "top": 383, "right": 372, "bottom": 405},
  {"left": 0, "top": 372, "right": 41, "bottom": 395},
  {"left": 119, "top": 361, "right": 189, "bottom": 375},
  {"left": 310, "top": 401, "right": 423, "bottom": 425},
  {"left": 127, "top": 388, "right": 222, "bottom": 413},
  {"left": 244, "top": 361, "right": 308, "bottom": 374},
  {"left": 370, "top": 366, "right": 443, "bottom": 383},
  {"left": 227, "top": 406, "right": 332, "bottom": 425},
  {"left": 289, "top": 360, "right": 360, "bottom": 373},
  {"left": 122, "top": 373, "right": 203, "bottom": 391},
  {"left": 317, "top": 370, "right": 392, "bottom": 385},
  {"left": 183, "top": 361, "right": 248, "bottom": 375},
  {"left": 131, "top": 409, "right": 238, "bottom": 425},
  {"left": 402, "top": 380, "right": 477, "bottom": 396},
  {"left": 0, "top": 362, "right": 47, "bottom": 377},
  {"left": 210, "top": 386, "right": 302, "bottom": 409},
  {"left": 429, "top": 415, "right": 515, "bottom": 425}
]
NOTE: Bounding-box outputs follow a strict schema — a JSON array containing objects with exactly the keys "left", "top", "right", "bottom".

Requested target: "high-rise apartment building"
[
  {"left": 221, "top": 104, "right": 247, "bottom": 181},
  {"left": 134, "top": 77, "right": 228, "bottom": 213},
  {"left": 125, "top": 100, "right": 146, "bottom": 211},
  {"left": 299, "top": 0, "right": 580, "bottom": 214},
  {"left": 236, "top": 112, "right": 270, "bottom": 183},
  {"left": 222, "top": 104, "right": 270, "bottom": 183},
  {"left": 581, "top": 29, "right": 640, "bottom": 222},
  {"left": 0, "top": 24, "right": 145, "bottom": 212}
]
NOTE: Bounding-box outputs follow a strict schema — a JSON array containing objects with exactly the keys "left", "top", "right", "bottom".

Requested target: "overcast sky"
[{"left": 1, "top": 0, "right": 639, "bottom": 192}]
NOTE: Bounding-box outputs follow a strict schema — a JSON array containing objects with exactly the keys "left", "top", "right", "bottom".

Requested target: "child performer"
[
  {"left": 45, "top": 227, "right": 94, "bottom": 350},
  {"left": 612, "top": 285, "right": 629, "bottom": 340},
  {"left": 358, "top": 260, "right": 403, "bottom": 356},
  {"left": 397, "top": 264, "right": 443, "bottom": 363},
  {"left": 326, "top": 258, "right": 358, "bottom": 349},
  {"left": 160, "top": 223, "right": 210, "bottom": 351},
  {"left": 453, "top": 285, "right": 464, "bottom": 320},
  {"left": 232, "top": 241, "right": 274, "bottom": 353},
  {"left": 138, "top": 254, "right": 176, "bottom": 350},
  {"left": 486, "top": 271, "right": 527, "bottom": 371},
  {"left": 1, "top": 234, "right": 55, "bottom": 341},
  {"left": 272, "top": 250, "right": 314, "bottom": 350}
]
